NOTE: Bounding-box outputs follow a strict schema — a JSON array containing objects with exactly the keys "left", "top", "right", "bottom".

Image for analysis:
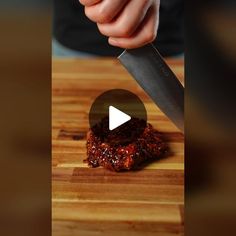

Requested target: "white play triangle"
[{"left": 109, "top": 106, "right": 131, "bottom": 131}]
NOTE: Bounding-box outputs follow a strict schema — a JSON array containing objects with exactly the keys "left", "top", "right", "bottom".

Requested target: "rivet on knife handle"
[{"left": 118, "top": 44, "right": 184, "bottom": 133}]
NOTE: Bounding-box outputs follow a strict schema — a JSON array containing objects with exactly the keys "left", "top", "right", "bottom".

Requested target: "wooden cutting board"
[{"left": 52, "top": 58, "right": 184, "bottom": 236}]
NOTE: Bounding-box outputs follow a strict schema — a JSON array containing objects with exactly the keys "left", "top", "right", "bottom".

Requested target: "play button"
[
  {"left": 89, "top": 89, "right": 147, "bottom": 143},
  {"left": 109, "top": 106, "right": 131, "bottom": 131}
]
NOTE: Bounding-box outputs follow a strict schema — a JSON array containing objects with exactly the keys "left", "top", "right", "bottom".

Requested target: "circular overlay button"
[{"left": 89, "top": 89, "right": 147, "bottom": 145}]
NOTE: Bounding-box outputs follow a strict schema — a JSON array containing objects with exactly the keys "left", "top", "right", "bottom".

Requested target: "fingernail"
[{"left": 109, "top": 38, "right": 117, "bottom": 45}]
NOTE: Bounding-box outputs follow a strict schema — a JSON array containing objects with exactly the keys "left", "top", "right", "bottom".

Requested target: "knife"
[{"left": 118, "top": 44, "right": 184, "bottom": 133}]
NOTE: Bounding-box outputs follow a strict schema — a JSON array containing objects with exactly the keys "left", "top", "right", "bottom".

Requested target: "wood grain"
[{"left": 52, "top": 58, "right": 184, "bottom": 236}]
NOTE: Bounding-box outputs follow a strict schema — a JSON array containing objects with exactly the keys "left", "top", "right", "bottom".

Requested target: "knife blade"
[{"left": 118, "top": 44, "right": 184, "bottom": 133}]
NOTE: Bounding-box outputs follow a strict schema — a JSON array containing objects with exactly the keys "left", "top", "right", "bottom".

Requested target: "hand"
[{"left": 79, "top": 0, "right": 160, "bottom": 49}]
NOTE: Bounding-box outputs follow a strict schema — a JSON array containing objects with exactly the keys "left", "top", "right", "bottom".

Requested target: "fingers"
[
  {"left": 108, "top": 5, "right": 159, "bottom": 49},
  {"left": 79, "top": 0, "right": 102, "bottom": 7},
  {"left": 84, "top": 0, "right": 128, "bottom": 24},
  {"left": 97, "top": 0, "right": 152, "bottom": 38},
  {"left": 80, "top": 0, "right": 160, "bottom": 49}
]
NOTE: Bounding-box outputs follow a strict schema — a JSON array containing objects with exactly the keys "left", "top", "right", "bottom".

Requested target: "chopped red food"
[{"left": 85, "top": 117, "right": 167, "bottom": 171}]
